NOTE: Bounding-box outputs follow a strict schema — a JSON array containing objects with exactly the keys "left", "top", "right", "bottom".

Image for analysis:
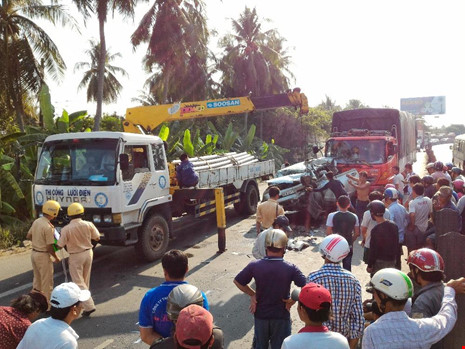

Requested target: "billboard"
[{"left": 400, "top": 96, "right": 446, "bottom": 115}]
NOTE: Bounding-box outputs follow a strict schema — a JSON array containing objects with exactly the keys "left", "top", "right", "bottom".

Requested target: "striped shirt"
[{"left": 307, "top": 264, "right": 364, "bottom": 339}]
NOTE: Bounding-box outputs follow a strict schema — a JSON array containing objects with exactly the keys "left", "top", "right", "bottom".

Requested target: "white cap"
[{"left": 50, "top": 282, "right": 91, "bottom": 308}]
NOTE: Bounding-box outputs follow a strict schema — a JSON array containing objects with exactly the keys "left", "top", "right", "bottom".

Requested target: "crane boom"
[{"left": 123, "top": 89, "right": 308, "bottom": 133}]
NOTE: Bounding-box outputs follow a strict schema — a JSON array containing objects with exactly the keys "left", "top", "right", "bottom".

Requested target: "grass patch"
[{"left": 0, "top": 220, "right": 32, "bottom": 250}]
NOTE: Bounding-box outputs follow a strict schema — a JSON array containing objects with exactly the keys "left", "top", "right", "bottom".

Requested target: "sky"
[{"left": 39, "top": 0, "right": 465, "bottom": 128}]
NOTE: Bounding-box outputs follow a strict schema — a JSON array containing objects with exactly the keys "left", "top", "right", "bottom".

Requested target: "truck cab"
[{"left": 34, "top": 132, "right": 172, "bottom": 260}]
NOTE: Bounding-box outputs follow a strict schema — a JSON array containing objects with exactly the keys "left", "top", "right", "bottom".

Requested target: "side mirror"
[
  {"left": 119, "top": 153, "right": 129, "bottom": 170},
  {"left": 312, "top": 145, "right": 320, "bottom": 154}
]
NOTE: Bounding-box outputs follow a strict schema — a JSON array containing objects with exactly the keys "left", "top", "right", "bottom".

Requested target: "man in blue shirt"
[
  {"left": 384, "top": 188, "right": 409, "bottom": 269},
  {"left": 234, "top": 229, "right": 306, "bottom": 349},
  {"left": 176, "top": 154, "right": 199, "bottom": 188},
  {"left": 138, "top": 250, "right": 208, "bottom": 346}
]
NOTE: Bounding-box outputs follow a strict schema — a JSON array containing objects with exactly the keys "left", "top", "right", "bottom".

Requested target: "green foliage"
[
  {"left": 100, "top": 115, "right": 123, "bottom": 131},
  {"left": 0, "top": 221, "right": 31, "bottom": 249},
  {"left": 183, "top": 129, "right": 195, "bottom": 157}
]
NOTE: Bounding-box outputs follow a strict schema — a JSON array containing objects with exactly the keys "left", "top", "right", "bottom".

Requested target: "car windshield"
[
  {"left": 35, "top": 138, "right": 119, "bottom": 185},
  {"left": 325, "top": 139, "right": 386, "bottom": 164}
]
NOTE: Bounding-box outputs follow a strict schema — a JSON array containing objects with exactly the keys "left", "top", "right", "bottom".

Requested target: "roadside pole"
[{"left": 215, "top": 188, "right": 227, "bottom": 253}]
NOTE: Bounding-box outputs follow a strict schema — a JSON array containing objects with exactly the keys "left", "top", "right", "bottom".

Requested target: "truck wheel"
[
  {"left": 135, "top": 214, "right": 169, "bottom": 262},
  {"left": 241, "top": 184, "right": 259, "bottom": 216}
]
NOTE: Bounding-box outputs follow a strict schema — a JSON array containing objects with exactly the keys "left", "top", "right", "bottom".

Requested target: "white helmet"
[
  {"left": 319, "top": 235, "right": 350, "bottom": 263},
  {"left": 371, "top": 268, "right": 414, "bottom": 300}
]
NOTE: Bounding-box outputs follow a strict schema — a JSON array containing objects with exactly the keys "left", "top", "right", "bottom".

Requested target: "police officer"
[
  {"left": 57, "top": 203, "right": 100, "bottom": 316},
  {"left": 26, "top": 200, "right": 61, "bottom": 305}
]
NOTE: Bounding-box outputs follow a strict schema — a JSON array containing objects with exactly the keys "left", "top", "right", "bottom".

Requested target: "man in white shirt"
[
  {"left": 18, "top": 282, "right": 90, "bottom": 349},
  {"left": 391, "top": 166, "right": 404, "bottom": 191},
  {"left": 406, "top": 183, "right": 432, "bottom": 253},
  {"left": 362, "top": 268, "right": 465, "bottom": 349}
]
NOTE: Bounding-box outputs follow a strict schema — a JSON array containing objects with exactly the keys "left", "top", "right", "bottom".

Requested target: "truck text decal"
[{"left": 206, "top": 99, "right": 240, "bottom": 109}]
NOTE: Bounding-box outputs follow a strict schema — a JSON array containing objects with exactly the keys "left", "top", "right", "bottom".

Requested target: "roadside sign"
[{"left": 400, "top": 96, "right": 446, "bottom": 115}]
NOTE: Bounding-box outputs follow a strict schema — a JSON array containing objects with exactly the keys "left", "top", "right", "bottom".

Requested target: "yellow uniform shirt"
[
  {"left": 256, "top": 199, "right": 284, "bottom": 229},
  {"left": 28, "top": 217, "right": 55, "bottom": 252},
  {"left": 57, "top": 218, "right": 100, "bottom": 254}
]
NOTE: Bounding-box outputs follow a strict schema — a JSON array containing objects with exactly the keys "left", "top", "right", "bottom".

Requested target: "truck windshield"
[
  {"left": 35, "top": 138, "right": 118, "bottom": 185},
  {"left": 325, "top": 139, "right": 387, "bottom": 165}
]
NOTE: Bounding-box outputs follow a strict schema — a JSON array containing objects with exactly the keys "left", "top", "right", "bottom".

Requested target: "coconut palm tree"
[
  {"left": 218, "top": 7, "right": 292, "bottom": 98},
  {"left": 71, "top": 0, "right": 141, "bottom": 131},
  {"left": 74, "top": 40, "right": 128, "bottom": 104},
  {"left": 0, "top": 0, "right": 74, "bottom": 132},
  {"left": 131, "top": 0, "right": 211, "bottom": 104}
]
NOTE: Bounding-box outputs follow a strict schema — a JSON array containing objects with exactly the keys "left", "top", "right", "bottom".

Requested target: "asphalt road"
[{"left": 0, "top": 146, "right": 450, "bottom": 348}]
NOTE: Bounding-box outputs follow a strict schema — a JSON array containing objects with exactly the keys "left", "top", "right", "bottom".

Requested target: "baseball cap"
[
  {"left": 274, "top": 215, "right": 292, "bottom": 232},
  {"left": 384, "top": 187, "right": 398, "bottom": 199},
  {"left": 175, "top": 305, "right": 213, "bottom": 349},
  {"left": 426, "top": 163, "right": 434, "bottom": 169},
  {"left": 291, "top": 283, "right": 331, "bottom": 310},
  {"left": 50, "top": 282, "right": 90, "bottom": 309},
  {"left": 451, "top": 167, "right": 462, "bottom": 174}
]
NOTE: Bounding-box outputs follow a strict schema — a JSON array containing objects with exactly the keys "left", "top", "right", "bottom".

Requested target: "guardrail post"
[{"left": 214, "top": 188, "right": 227, "bottom": 253}]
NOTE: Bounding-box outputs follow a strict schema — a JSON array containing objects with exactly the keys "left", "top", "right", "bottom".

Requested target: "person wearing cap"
[
  {"left": 282, "top": 283, "right": 349, "bottom": 348},
  {"left": 366, "top": 200, "right": 399, "bottom": 276},
  {"left": 325, "top": 195, "right": 359, "bottom": 271},
  {"left": 425, "top": 186, "right": 461, "bottom": 249},
  {"left": 0, "top": 291, "right": 48, "bottom": 349},
  {"left": 256, "top": 186, "right": 285, "bottom": 234},
  {"left": 421, "top": 175, "right": 436, "bottom": 199},
  {"left": 234, "top": 229, "right": 306, "bottom": 349},
  {"left": 174, "top": 305, "right": 215, "bottom": 349},
  {"left": 57, "top": 203, "right": 100, "bottom": 317},
  {"left": 150, "top": 284, "right": 223, "bottom": 349},
  {"left": 425, "top": 162, "right": 435, "bottom": 175},
  {"left": 139, "top": 250, "right": 209, "bottom": 346},
  {"left": 431, "top": 161, "right": 450, "bottom": 183},
  {"left": 252, "top": 215, "right": 292, "bottom": 259},
  {"left": 360, "top": 191, "right": 391, "bottom": 264},
  {"left": 307, "top": 235, "right": 364, "bottom": 348},
  {"left": 383, "top": 188, "right": 408, "bottom": 269},
  {"left": 362, "top": 269, "right": 465, "bottom": 349},
  {"left": 17, "top": 282, "right": 91, "bottom": 349},
  {"left": 452, "top": 179, "right": 464, "bottom": 199},
  {"left": 26, "top": 200, "right": 61, "bottom": 305},
  {"left": 450, "top": 167, "right": 464, "bottom": 182},
  {"left": 406, "top": 183, "right": 432, "bottom": 253}
]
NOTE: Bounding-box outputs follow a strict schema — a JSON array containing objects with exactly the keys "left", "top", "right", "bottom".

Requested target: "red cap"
[
  {"left": 295, "top": 283, "right": 331, "bottom": 310},
  {"left": 175, "top": 305, "right": 213, "bottom": 349}
]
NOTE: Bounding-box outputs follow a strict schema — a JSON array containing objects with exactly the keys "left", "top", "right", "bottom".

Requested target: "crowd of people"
[
  {"left": 249, "top": 160, "right": 465, "bottom": 348},
  {"left": 1, "top": 159, "right": 465, "bottom": 348}
]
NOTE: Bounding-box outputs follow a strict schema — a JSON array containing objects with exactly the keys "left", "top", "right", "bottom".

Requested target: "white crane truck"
[{"left": 33, "top": 90, "right": 308, "bottom": 261}]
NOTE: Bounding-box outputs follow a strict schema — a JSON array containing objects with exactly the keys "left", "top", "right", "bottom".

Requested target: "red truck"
[{"left": 325, "top": 108, "right": 417, "bottom": 189}]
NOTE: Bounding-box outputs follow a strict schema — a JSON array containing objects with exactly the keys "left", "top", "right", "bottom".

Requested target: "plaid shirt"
[
  {"left": 307, "top": 263, "right": 364, "bottom": 339},
  {"left": 362, "top": 287, "right": 457, "bottom": 349}
]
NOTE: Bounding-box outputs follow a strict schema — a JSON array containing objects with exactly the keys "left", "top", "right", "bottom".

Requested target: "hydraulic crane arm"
[{"left": 123, "top": 88, "right": 309, "bottom": 134}]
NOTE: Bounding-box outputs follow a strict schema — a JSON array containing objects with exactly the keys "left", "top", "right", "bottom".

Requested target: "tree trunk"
[{"left": 94, "top": 16, "right": 106, "bottom": 131}]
